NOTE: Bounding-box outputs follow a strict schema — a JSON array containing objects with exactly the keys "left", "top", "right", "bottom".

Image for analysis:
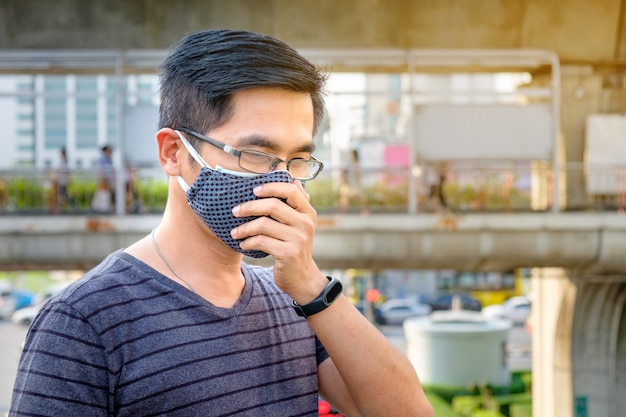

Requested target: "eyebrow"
[{"left": 235, "top": 134, "right": 317, "bottom": 154}]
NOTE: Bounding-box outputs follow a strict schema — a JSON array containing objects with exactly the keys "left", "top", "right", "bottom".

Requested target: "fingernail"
[
  {"left": 232, "top": 205, "right": 240, "bottom": 216},
  {"left": 253, "top": 185, "right": 262, "bottom": 195},
  {"left": 230, "top": 227, "right": 238, "bottom": 237}
]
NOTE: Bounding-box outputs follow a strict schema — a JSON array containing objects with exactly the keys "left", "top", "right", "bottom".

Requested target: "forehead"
[{"left": 213, "top": 87, "right": 315, "bottom": 151}]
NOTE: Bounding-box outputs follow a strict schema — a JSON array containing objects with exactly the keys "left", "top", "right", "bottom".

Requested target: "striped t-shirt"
[{"left": 10, "top": 250, "right": 328, "bottom": 417}]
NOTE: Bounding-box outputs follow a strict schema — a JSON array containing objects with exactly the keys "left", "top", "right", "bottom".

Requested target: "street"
[{"left": 0, "top": 320, "right": 531, "bottom": 414}]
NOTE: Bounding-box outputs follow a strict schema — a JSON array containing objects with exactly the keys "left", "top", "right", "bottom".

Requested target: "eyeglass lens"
[{"left": 239, "top": 150, "right": 320, "bottom": 179}]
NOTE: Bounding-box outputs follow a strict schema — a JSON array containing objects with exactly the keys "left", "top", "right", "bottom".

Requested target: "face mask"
[{"left": 176, "top": 131, "right": 294, "bottom": 258}]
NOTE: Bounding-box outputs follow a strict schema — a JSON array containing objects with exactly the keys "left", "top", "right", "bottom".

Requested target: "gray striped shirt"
[{"left": 10, "top": 251, "right": 327, "bottom": 416}]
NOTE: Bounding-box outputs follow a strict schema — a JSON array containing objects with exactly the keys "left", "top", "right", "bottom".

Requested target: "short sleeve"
[
  {"left": 315, "top": 336, "right": 329, "bottom": 366},
  {"left": 10, "top": 300, "right": 110, "bottom": 417}
]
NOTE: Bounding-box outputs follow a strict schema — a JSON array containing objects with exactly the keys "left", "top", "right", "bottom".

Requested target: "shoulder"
[
  {"left": 56, "top": 251, "right": 151, "bottom": 304},
  {"left": 40, "top": 251, "right": 174, "bottom": 329}
]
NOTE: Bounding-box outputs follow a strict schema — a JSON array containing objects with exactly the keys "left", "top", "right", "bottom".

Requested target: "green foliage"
[
  {"left": 424, "top": 372, "right": 532, "bottom": 417},
  {"left": 308, "top": 178, "right": 340, "bottom": 212},
  {"left": 443, "top": 181, "right": 530, "bottom": 211},
  {"left": 472, "top": 411, "right": 505, "bottom": 417},
  {"left": 362, "top": 182, "right": 408, "bottom": 211},
  {"left": 424, "top": 389, "right": 463, "bottom": 417},
  {"left": 519, "top": 373, "right": 532, "bottom": 393},
  {"left": 452, "top": 395, "right": 482, "bottom": 416},
  {"left": 0, "top": 171, "right": 533, "bottom": 213},
  {"left": 136, "top": 180, "right": 168, "bottom": 211},
  {"left": 510, "top": 403, "right": 532, "bottom": 417},
  {"left": 0, "top": 271, "right": 57, "bottom": 292},
  {"left": 424, "top": 384, "right": 474, "bottom": 404},
  {"left": 5, "top": 178, "right": 47, "bottom": 209},
  {"left": 0, "top": 175, "right": 170, "bottom": 213},
  {"left": 67, "top": 179, "right": 98, "bottom": 209}
]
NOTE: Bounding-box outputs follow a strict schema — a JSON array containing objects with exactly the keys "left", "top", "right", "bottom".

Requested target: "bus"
[{"left": 436, "top": 269, "right": 529, "bottom": 307}]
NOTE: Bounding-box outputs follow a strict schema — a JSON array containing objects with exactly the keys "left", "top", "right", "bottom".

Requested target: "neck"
[{"left": 152, "top": 205, "right": 247, "bottom": 306}]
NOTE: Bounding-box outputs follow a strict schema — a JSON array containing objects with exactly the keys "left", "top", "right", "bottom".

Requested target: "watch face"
[{"left": 324, "top": 280, "right": 343, "bottom": 305}]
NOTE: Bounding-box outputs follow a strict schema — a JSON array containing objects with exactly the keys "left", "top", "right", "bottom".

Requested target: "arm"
[
  {"left": 231, "top": 181, "right": 434, "bottom": 417},
  {"left": 311, "top": 293, "right": 432, "bottom": 417}
]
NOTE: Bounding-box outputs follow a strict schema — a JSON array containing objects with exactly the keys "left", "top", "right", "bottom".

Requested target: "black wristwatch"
[{"left": 292, "top": 276, "right": 343, "bottom": 317}]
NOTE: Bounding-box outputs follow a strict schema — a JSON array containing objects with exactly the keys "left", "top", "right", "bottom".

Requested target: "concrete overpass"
[
  {"left": 1, "top": 212, "right": 625, "bottom": 273},
  {"left": 1, "top": 0, "right": 625, "bottom": 65}
]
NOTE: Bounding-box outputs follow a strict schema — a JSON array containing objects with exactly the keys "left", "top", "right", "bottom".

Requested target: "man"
[
  {"left": 10, "top": 29, "right": 433, "bottom": 417},
  {"left": 93, "top": 145, "right": 115, "bottom": 211},
  {"left": 56, "top": 147, "right": 71, "bottom": 208}
]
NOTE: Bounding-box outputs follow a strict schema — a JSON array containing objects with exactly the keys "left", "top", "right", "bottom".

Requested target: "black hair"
[{"left": 158, "top": 29, "right": 327, "bottom": 151}]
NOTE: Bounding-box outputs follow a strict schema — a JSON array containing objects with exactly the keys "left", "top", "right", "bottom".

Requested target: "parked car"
[
  {"left": 11, "top": 281, "right": 72, "bottom": 326},
  {"left": 375, "top": 298, "right": 432, "bottom": 325},
  {"left": 12, "top": 288, "right": 35, "bottom": 310},
  {"left": 0, "top": 281, "right": 17, "bottom": 320},
  {"left": 481, "top": 295, "right": 531, "bottom": 325},
  {"left": 428, "top": 292, "right": 482, "bottom": 312},
  {"left": 353, "top": 300, "right": 383, "bottom": 322}
]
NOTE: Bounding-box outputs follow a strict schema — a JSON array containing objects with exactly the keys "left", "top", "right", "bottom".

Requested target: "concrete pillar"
[
  {"left": 531, "top": 267, "right": 576, "bottom": 417},
  {"left": 533, "top": 268, "right": 626, "bottom": 417},
  {"left": 570, "top": 274, "right": 626, "bottom": 417}
]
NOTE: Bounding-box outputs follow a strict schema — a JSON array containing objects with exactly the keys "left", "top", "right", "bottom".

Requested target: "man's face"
[{"left": 173, "top": 87, "right": 317, "bottom": 257}]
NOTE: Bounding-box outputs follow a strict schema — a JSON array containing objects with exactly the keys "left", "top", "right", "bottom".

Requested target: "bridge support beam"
[
  {"left": 532, "top": 268, "right": 626, "bottom": 417},
  {"left": 531, "top": 268, "right": 575, "bottom": 417},
  {"left": 571, "top": 273, "right": 626, "bottom": 417}
]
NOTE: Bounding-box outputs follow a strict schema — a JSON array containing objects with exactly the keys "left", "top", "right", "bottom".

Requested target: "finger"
[
  {"left": 232, "top": 196, "right": 292, "bottom": 224},
  {"left": 295, "top": 180, "right": 312, "bottom": 203},
  {"left": 234, "top": 193, "right": 317, "bottom": 227},
  {"left": 233, "top": 219, "right": 313, "bottom": 263},
  {"left": 231, "top": 211, "right": 315, "bottom": 243},
  {"left": 253, "top": 181, "right": 312, "bottom": 212}
]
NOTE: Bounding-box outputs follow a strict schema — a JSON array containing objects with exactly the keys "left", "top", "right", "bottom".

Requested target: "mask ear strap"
[
  {"left": 176, "top": 176, "right": 190, "bottom": 192},
  {"left": 175, "top": 130, "right": 211, "bottom": 168}
]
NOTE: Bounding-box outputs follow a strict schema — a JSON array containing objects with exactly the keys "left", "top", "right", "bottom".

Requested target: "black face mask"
[{"left": 178, "top": 166, "right": 293, "bottom": 258}]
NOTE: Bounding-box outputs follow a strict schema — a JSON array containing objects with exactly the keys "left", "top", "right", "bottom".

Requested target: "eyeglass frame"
[{"left": 175, "top": 127, "right": 324, "bottom": 180}]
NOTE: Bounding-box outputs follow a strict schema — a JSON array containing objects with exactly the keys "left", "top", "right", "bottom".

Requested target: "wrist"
[
  {"left": 290, "top": 274, "right": 330, "bottom": 306},
  {"left": 292, "top": 276, "right": 343, "bottom": 318}
]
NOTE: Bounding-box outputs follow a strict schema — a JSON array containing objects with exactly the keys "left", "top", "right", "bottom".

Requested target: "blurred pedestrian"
[
  {"left": 56, "top": 148, "right": 73, "bottom": 210},
  {"left": 338, "top": 149, "right": 369, "bottom": 215},
  {"left": 425, "top": 161, "right": 447, "bottom": 210},
  {"left": 124, "top": 161, "right": 141, "bottom": 213},
  {"left": 92, "top": 145, "right": 114, "bottom": 212}
]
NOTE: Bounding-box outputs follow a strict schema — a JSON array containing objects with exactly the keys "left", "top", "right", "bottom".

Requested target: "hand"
[{"left": 230, "top": 180, "right": 328, "bottom": 302}]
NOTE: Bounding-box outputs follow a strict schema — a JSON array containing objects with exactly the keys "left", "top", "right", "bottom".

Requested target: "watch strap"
[{"left": 292, "top": 276, "right": 343, "bottom": 317}]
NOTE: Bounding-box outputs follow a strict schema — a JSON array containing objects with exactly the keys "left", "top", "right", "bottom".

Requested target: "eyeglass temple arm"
[{"left": 178, "top": 127, "right": 241, "bottom": 158}]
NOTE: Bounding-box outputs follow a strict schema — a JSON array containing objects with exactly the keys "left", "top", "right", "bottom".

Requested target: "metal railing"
[
  {"left": 0, "top": 163, "right": 624, "bottom": 215},
  {"left": 0, "top": 167, "right": 167, "bottom": 215}
]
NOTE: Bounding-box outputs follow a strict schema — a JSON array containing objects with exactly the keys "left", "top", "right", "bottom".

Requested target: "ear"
[{"left": 155, "top": 128, "right": 184, "bottom": 176}]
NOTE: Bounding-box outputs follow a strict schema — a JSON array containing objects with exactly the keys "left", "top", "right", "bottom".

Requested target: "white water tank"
[{"left": 404, "top": 310, "right": 512, "bottom": 386}]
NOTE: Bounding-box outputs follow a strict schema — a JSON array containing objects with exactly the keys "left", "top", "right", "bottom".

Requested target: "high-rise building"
[{"left": 0, "top": 74, "right": 160, "bottom": 170}]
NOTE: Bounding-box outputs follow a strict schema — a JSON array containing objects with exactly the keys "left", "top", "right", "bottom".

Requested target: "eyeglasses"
[{"left": 176, "top": 127, "right": 324, "bottom": 181}]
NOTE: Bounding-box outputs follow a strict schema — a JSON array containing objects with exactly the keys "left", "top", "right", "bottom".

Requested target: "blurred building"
[{"left": 0, "top": 74, "right": 159, "bottom": 170}]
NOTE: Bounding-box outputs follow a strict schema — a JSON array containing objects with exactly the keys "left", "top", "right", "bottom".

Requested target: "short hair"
[{"left": 158, "top": 29, "right": 327, "bottom": 151}]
